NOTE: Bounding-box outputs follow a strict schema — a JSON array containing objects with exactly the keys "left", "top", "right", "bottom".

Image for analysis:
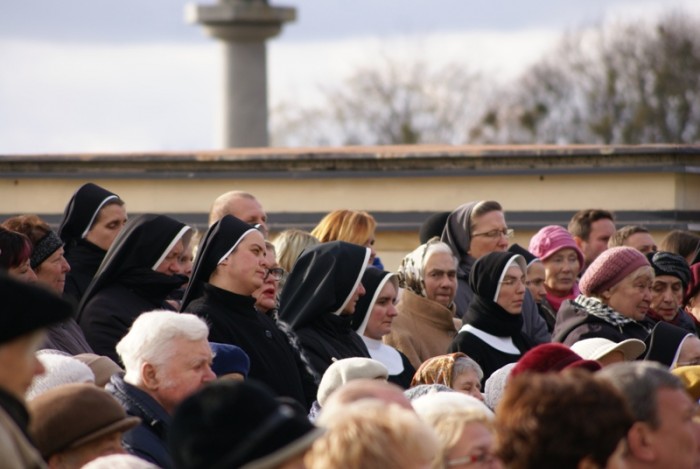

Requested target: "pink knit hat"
[
  {"left": 528, "top": 225, "right": 584, "bottom": 269},
  {"left": 579, "top": 246, "right": 650, "bottom": 296}
]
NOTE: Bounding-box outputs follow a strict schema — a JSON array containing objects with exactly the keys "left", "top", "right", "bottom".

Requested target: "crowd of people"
[{"left": 2, "top": 183, "right": 700, "bottom": 468}]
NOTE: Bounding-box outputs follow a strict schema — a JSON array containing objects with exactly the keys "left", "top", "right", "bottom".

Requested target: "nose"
[
  {"left": 27, "top": 268, "right": 38, "bottom": 283},
  {"left": 387, "top": 303, "right": 398, "bottom": 317},
  {"left": 357, "top": 282, "right": 366, "bottom": 297},
  {"left": 62, "top": 257, "right": 71, "bottom": 273},
  {"left": 203, "top": 365, "right": 216, "bottom": 383}
]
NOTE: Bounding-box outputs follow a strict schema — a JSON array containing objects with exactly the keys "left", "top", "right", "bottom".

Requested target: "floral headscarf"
[
  {"left": 410, "top": 352, "right": 469, "bottom": 388},
  {"left": 398, "top": 237, "right": 448, "bottom": 297}
]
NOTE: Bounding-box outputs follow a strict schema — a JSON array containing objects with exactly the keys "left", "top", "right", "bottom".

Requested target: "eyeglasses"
[
  {"left": 264, "top": 267, "right": 285, "bottom": 281},
  {"left": 472, "top": 228, "right": 514, "bottom": 239},
  {"left": 446, "top": 450, "right": 498, "bottom": 466}
]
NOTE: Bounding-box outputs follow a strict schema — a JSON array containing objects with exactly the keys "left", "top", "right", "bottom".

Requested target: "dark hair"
[
  {"left": 568, "top": 209, "right": 614, "bottom": 241},
  {"left": 608, "top": 225, "right": 650, "bottom": 248},
  {"left": 0, "top": 227, "right": 33, "bottom": 270},
  {"left": 659, "top": 230, "right": 700, "bottom": 262},
  {"left": 496, "top": 370, "right": 633, "bottom": 469},
  {"left": 2, "top": 214, "right": 52, "bottom": 246}
]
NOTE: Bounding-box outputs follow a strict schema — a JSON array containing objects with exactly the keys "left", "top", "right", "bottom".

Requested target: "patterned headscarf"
[
  {"left": 410, "top": 352, "right": 469, "bottom": 388},
  {"left": 398, "top": 237, "right": 451, "bottom": 298}
]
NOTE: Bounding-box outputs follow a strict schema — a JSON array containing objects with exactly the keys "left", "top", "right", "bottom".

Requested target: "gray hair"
[
  {"left": 423, "top": 239, "right": 458, "bottom": 270},
  {"left": 453, "top": 356, "right": 484, "bottom": 382},
  {"left": 116, "top": 310, "right": 210, "bottom": 385},
  {"left": 597, "top": 361, "right": 684, "bottom": 428},
  {"left": 208, "top": 190, "right": 258, "bottom": 226}
]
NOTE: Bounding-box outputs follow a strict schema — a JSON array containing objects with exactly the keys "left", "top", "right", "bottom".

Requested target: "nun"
[
  {"left": 78, "top": 214, "right": 192, "bottom": 362},
  {"left": 58, "top": 183, "right": 127, "bottom": 303},
  {"left": 448, "top": 251, "right": 534, "bottom": 384},
  {"left": 181, "top": 215, "right": 315, "bottom": 409},
  {"left": 351, "top": 268, "right": 415, "bottom": 389},
  {"left": 278, "top": 241, "right": 371, "bottom": 381}
]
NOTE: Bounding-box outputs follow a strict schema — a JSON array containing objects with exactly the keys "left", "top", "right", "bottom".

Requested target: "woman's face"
[
  {"left": 444, "top": 422, "right": 501, "bottom": 469},
  {"left": 685, "top": 290, "right": 700, "bottom": 323},
  {"left": 468, "top": 210, "right": 509, "bottom": 260},
  {"left": 542, "top": 248, "right": 580, "bottom": 296},
  {"left": 364, "top": 281, "right": 399, "bottom": 340},
  {"left": 35, "top": 247, "right": 71, "bottom": 294},
  {"left": 676, "top": 335, "right": 700, "bottom": 367},
  {"left": 603, "top": 267, "right": 653, "bottom": 321},
  {"left": 85, "top": 203, "right": 127, "bottom": 251},
  {"left": 363, "top": 235, "right": 377, "bottom": 266},
  {"left": 8, "top": 258, "right": 37, "bottom": 283},
  {"left": 423, "top": 252, "right": 457, "bottom": 308},
  {"left": 155, "top": 239, "right": 185, "bottom": 276},
  {"left": 451, "top": 368, "right": 484, "bottom": 401},
  {"left": 525, "top": 262, "right": 547, "bottom": 304},
  {"left": 220, "top": 231, "right": 269, "bottom": 296},
  {"left": 496, "top": 265, "right": 526, "bottom": 315}
]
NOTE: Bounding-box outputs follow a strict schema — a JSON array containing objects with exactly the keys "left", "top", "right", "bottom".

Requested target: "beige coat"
[
  {"left": 383, "top": 289, "right": 459, "bottom": 370},
  {"left": 0, "top": 406, "right": 47, "bottom": 469}
]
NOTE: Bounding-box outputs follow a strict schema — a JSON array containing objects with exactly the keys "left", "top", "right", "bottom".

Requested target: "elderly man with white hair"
[{"left": 106, "top": 310, "right": 216, "bottom": 469}]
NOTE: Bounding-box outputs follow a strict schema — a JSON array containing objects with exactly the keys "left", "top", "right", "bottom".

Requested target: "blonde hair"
[
  {"left": 306, "top": 401, "right": 438, "bottom": 469},
  {"left": 310, "top": 210, "right": 377, "bottom": 246},
  {"left": 271, "top": 229, "right": 319, "bottom": 273},
  {"left": 419, "top": 409, "right": 493, "bottom": 469}
]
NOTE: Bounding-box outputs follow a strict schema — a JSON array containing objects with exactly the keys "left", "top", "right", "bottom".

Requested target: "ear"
[
  {"left": 599, "top": 287, "right": 614, "bottom": 302},
  {"left": 626, "top": 422, "right": 657, "bottom": 463},
  {"left": 573, "top": 236, "right": 585, "bottom": 250},
  {"left": 141, "top": 362, "right": 160, "bottom": 391}
]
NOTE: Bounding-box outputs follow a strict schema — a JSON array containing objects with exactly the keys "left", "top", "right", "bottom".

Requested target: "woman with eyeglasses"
[
  {"left": 528, "top": 225, "right": 585, "bottom": 331},
  {"left": 441, "top": 201, "right": 550, "bottom": 346},
  {"left": 448, "top": 252, "right": 533, "bottom": 385},
  {"left": 181, "top": 215, "right": 316, "bottom": 409}
]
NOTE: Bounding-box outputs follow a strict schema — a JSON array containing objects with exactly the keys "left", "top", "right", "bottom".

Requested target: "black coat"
[
  {"left": 107, "top": 374, "right": 172, "bottom": 469},
  {"left": 188, "top": 284, "right": 315, "bottom": 408},
  {"left": 63, "top": 240, "right": 106, "bottom": 304}
]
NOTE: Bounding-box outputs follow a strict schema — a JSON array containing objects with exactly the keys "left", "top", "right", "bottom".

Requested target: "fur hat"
[
  {"left": 73, "top": 353, "right": 124, "bottom": 388},
  {"left": 672, "top": 365, "right": 700, "bottom": 401},
  {"left": 26, "top": 353, "right": 95, "bottom": 400},
  {"left": 169, "top": 379, "right": 323, "bottom": 469},
  {"left": 28, "top": 383, "right": 140, "bottom": 459},
  {"left": 210, "top": 342, "right": 251, "bottom": 378},
  {"left": 317, "top": 357, "right": 388, "bottom": 407},
  {"left": 647, "top": 251, "right": 691, "bottom": 289},
  {"left": 579, "top": 247, "right": 650, "bottom": 296},
  {"left": 511, "top": 343, "right": 601, "bottom": 377},
  {"left": 644, "top": 321, "right": 693, "bottom": 368},
  {"left": 570, "top": 338, "right": 646, "bottom": 362},
  {"left": 0, "top": 273, "right": 74, "bottom": 345},
  {"left": 528, "top": 225, "right": 584, "bottom": 268}
]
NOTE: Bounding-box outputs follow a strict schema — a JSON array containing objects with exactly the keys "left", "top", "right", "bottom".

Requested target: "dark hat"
[
  {"left": 210, "top": 342, "right": 251, "bottom": 378},
  {"left": 508, "top": 243, "right": 539, "bottom": 267},
  {"left": 419, "top": 211, "right": 450, "bottom": 245},
  {"left": 169, "top": 379, "right": 323, "bottom": 469},
  {"left": 28, "top": 383, "right": 140, "bottom": 459},
  {"left": 511, "top": 343, "right": 601, "bottom": 377},
  {"left": 647, "top": 251, "right": 691, "bottom": 289},
  {"left": 644, "top": 321, "right": 693, "bottom": 368},
  {"left": 0, "top": 273, "right": 74, "bottom": 345},
  {"left": 580, "top": 247, "right": 650, "bottom": 296},
  {"left": 58, "top": 183, "right": 121, "bottom": 245}
]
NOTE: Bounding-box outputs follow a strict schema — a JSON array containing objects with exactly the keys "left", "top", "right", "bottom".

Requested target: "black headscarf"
[
  {"left": 647, "top": 251, "right": 691, "bottom": 289},
  {"left": 351, "top": 268, "right": 398, "bottom": 334},
  {"left": 180, "top": 215, "right": 259, "bottom": 312},
  {"left": 78, "top": 214, "right": 191, "bottom": 317},
  {"left": 464, "top": 251, "right": 527, "bottom": 337},
  {"left": 58, "top": 183, "right": 121, "bottom": 249},
  {"left": 278, "top": 241, "right": 370, "bottom": 330}
]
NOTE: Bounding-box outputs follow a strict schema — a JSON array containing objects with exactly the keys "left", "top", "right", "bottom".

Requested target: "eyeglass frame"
[
  {"left": 445, "top": 450, "right": 498, "bottom": 466},
  {"left": 264, "top": 267, "right": 285, "bottom": 281},
  {"left": 471, "top": 228, "right": 514, "bottom": 239}
]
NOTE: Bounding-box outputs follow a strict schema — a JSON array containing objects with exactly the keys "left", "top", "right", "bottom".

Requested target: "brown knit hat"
[
  {"left": 73, "top": 353, "right": 124, "bottom": 388},
  {"left": 579, "top": 247, "right": 650, "bottom": 296},
  {"left": 28, "top": 383, "right": 140, "bottom": 458}
]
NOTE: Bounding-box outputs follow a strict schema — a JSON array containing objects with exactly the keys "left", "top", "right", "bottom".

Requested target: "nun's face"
[
  {"left": 155, "top": 240, "right": 185, "bottom": 276},
  {"left": 496, "top": 265, "right": 526, "bottom": 314},
  {"left": 341, "top": 282, "right": 366, "bottom": 315},
  {"left": 85, "top": 203, "right": 127, "bottom": 251},
  {"left": 365, "top": 281, "right": 398, "bottom": 340},
  {"left": 222, "top": 231, "right": 269, "bottom": 296},
  {"left": 468, "top": 210, "right": 509, "bottom": 260},
  {"left": 602, "top": 266, "right": 653, "bottom": 321}
]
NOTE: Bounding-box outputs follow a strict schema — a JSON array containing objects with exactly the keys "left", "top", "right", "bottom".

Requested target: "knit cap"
[
  {"left": 579, "top": 247, "right": 650, "bottom": 296},
  {"left": 210, "top": 342, "right": 251, "bottom": 378},
  {"left": 529, "top": 225, "right": 584, "bottom": 269},
  {"left": 317, "top": 357, "right": 388, "bottom": 407},
  {"left": 26, "top": 353, "right": 95, "bottom": 401},
  {"left": 647, "top": 251, "right": 691, "bottom": 289}
]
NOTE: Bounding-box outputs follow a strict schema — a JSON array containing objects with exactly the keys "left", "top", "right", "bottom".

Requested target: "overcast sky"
[{"left": 1, "top": 0, "right": 697, "bottom": 154}]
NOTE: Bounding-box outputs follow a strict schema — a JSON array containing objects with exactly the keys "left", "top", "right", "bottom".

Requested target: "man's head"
[
  {"left": 568, "top": 209, "right": 616, "bottom": 270},
  {"left": 209, "top": 191, "right": 268, "bottom": 236},
  {"left": 116, "top": 311, "right": 216, "bottom": 415},
  {"left": 598, "top": 361, "right": 699, "bottom": 469},
  {"left": 28, "top": 383, "right": 140, "bottom": 469},
  {"left": 609, "top": 225, "right": 657, "bottom": 254}
]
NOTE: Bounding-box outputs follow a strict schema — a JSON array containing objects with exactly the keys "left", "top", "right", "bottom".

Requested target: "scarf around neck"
[{"left": 574, "top": 294, "right": 635, "bottom": 328}]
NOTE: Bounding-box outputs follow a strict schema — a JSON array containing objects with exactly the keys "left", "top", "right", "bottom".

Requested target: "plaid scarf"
[{"left": 574, "top": 294, "right": 635, "bottom": 328}]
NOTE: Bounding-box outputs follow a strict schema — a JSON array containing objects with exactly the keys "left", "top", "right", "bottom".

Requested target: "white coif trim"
[
  {"left": 459, "top": 324, "right": 520, "bottom": 354},
  {"left": 152, "top": 226, "right": 192, "bottom": 271},
  {"left": 217, "top": 228, "right": 258, "bottom": 265},
  {"left": 80, "top": 195, "right": 119, "bottom": 239},
  {"left": 333, "top": 248, "right": 371, "bottom": 315}
]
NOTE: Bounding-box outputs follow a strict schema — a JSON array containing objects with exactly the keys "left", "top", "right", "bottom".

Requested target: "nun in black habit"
[
  {"left": 78, "top": 214, "right": 192, "bottom": 362},
  {"left": 180, "top": 215, "right": 316, "bottom": 409},
  {"left": 59, "top": 183, "right": 126, "bottom": 303},
  {"left": 448, "top": 251, "right": 534, "bottom": 384},
  {"left": 351, "top": 268, "right": 416, "bottom": 389},
  {"left": 278, "top": 241, "right": 372, "bottom": 380}
]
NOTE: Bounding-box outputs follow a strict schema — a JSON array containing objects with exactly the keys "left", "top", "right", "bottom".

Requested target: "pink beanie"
[
  {"left": 529, "top": 225, "right": 584, "bottom": 269},
  {"left": 579, "top": 247, "right": 650, "bottom": 296}
]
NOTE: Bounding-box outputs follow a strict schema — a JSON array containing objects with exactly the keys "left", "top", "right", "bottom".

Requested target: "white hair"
[
  {"left": 116, "top": 310, "right": 209, "bottom": 385},
  {"left": 423, "top": 240, "right": 458, "bottom": 271},
  {"left": 81, "top": 453, "right": 160, "bottom": 469}
]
